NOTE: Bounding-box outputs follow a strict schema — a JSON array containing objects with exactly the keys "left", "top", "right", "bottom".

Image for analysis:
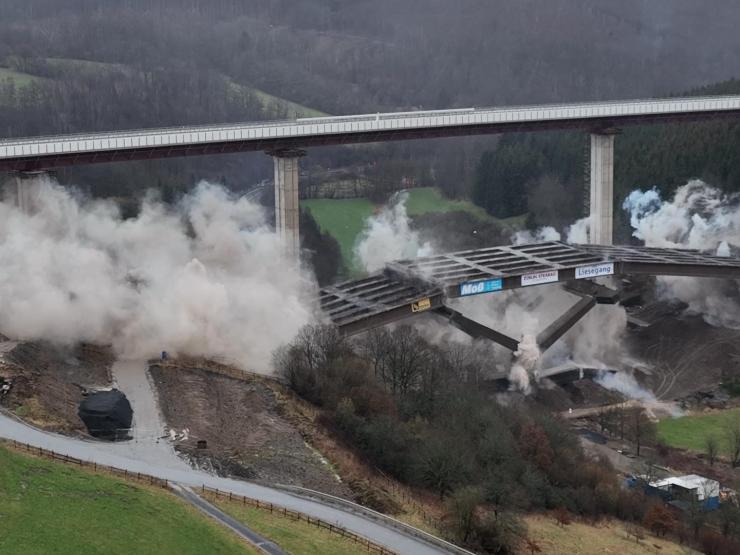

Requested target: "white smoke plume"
[
  {"left": 354, "top": 192, "right": 433, "bottom": 272},
  {"left": 353, "top": 191, "right": 629, "bottom": 393},
  {"left": 511, "top": 218, "right": 590, "bottom": 246},
  {"left": 623, "top": 180, "right": 740, "bottom": 249},
  {"left": 0, "top": 176, "right": 317, "bottom": 371},
  {"left": 624, "top": 180, "right": 740, "bottom": 328},
  {"left": 565, "top": 217, "right": 590, "bottom": 244},
  {"left": 512, "top": 226, "right": 561, "bottom": 245},
  {"left": 510, "top": 334, "right": 539, "bottom": 394},
  {"left": 596, "top": 371, "right": 656, "bottom": 402}
]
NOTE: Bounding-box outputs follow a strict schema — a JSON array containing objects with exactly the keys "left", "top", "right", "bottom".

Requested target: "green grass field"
[
  {"left": 302, "top": 197, "right": 376, "bottom": 273},
  {"left": 209, "top": 496, "right": 362, "bottom": 555},
  {"left": 657, "top": 407, "right": 740, "bottom": 454},
  {"left": 302, "top": 187, "right": 525, "bottom": 274},
  {"left": 403, "top": 187, "right": 490, "bottom": 219},
  {"left": 0, "top": 445, "right": 255, "bottom": 555},
  {"left": 0, "top": 67, "right": 43, "bottom": 87},
  {"left": 227, "top": 79, "right": 328, "bottom": 119}
]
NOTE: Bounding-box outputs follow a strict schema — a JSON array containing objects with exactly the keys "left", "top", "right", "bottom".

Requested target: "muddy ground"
[
  {"left": 0, "top": 341, "right": 113, "bottom": 434},
  {"left": 150, "top": 361, "right": 352, "bottom": 497},
  {"left": 627, "top": 311, "right": 740, "bottom": 400}
]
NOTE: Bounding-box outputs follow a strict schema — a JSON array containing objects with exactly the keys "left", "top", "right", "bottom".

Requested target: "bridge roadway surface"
[
  {"left": 3, "top": 95, "right": 740, "bottom": 171},
  {"left": 321, "top": 241, "right": 740, "bottom": 335}
]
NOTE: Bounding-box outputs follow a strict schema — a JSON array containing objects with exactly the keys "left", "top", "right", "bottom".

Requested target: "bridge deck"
[
  {"left": 321, "top": 242, "right": 740, "bottom": 335},
  {"left": 3, "top": 95, "right": 740, "bottom": 170}
]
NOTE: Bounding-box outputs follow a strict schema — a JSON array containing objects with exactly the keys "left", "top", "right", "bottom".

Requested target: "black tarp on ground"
[{"left": 78, "top": 389, "right": 132, "bottom": 440}]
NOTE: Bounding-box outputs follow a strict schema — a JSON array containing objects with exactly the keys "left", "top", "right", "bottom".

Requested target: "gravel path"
[{"left": 111, "top": 359, "right": 190, "bottom": 470}]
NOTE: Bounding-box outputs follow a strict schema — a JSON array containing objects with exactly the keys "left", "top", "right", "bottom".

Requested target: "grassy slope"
[
  {"left": 657, "top": 407, "right": 740, "bottom": 453},
  {"left": 0, "top": 445, "right": 255, "bottom": 555},
  {"left": 227, "top": 79, "right": 328, "bottom": 118},
  {"left": 522, "top": 514, "right": 698, "bottom": 555},
  {"left": 302, "top": 187, "right": 525, "bottom": 273},
  {"left": 208, "top": 496, "right": 362, "bottom": 555},
  {"left": 0, "top": 67, "right": 44, "bottom": 87},
  {"left": 43, "top": 57, "right": 326, "bottom": 119},
  {"left": 404, "top": 187, "right": 490, "bottom": 219}
]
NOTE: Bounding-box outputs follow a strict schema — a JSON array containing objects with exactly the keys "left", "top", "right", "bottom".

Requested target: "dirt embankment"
[
  {"left": 0, "top": 341, "right": 114, "bottom": 434},
  {"left": 150, "top": 360, "right": 352, "bottom": 497},
  {"left": 628, "top": 312, "right": 740, "bottom": 400}
]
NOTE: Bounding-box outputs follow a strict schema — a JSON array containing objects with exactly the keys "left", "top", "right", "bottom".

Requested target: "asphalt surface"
[
  {"left": 171, "top": 484, "right": 285, "bottom": 555},
  {"left": 0, "top": 376, "right": 451, "bottom": 554}
]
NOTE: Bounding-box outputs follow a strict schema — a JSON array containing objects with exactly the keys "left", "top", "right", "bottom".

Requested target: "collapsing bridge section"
[{"left": 320, "top": 241, "right": 740, "bottom": 352}]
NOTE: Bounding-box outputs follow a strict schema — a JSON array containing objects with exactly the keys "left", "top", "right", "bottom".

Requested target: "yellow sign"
[{"left": 411, "top": 297, "right": 431, "bottom": 313}]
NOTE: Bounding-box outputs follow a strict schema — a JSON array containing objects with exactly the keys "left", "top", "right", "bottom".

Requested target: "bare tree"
[
  {"left": 706, "top": 435, "right": 719, "bottom": 466},
  {"left": 626, "top": 407, "right": 656, "bottom": 457},
  {"left": 726, "top": 416, "right": 740, "bottom": 468}
]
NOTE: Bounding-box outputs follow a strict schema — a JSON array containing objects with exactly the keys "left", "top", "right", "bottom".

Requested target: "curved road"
[{"left": 0, "top": 407, "right": 450, "bottom": 554}]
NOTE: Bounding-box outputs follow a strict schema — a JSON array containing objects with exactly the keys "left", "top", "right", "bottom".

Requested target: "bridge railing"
[{"left": 3, "top": 94, "right": 740, "bottom": 149}]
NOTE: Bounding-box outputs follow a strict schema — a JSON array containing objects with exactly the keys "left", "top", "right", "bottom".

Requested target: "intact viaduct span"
[{"left": 3, "top": 95, "right": 740, "bottom": 253}]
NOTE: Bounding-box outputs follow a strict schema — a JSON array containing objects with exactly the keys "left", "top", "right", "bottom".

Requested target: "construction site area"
[{"left": 3, "top": 240, "right": 740, "bottom": 501}]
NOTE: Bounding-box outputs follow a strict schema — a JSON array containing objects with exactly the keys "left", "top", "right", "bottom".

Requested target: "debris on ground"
[
  {"left": 150, "top": 360, "right": 352, "bottom": 497},
  {"left": 0, "top": 340, "right": 113, "bottom": 434}
]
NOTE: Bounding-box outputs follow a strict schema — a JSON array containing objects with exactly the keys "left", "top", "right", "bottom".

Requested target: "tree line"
[{"left": 274, "top": 324, "right": 667, "bottom": 552}]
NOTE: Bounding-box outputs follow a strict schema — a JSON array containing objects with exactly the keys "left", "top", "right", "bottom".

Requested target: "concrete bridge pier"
[
  {"left": 4, "top": 171, "right": 43, "bottom": 213},
  {"left": 269, "top": 149, "right": 306, "bottom": 258},
  {"left": 589, "top": 130, "right": 618, "bottom": 245}
]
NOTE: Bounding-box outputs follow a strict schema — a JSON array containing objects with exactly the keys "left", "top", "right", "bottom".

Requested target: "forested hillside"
[{"left": 3, "top": 0, "right": 740, "bottom": 201}]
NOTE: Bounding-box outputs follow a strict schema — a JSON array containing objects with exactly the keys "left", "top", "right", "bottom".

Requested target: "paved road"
[
  {"left": 171, "top": 484, "right": 285, "bottom": 555},
  {"left": 111, "top": 359, "right": 188, "bottom": 468},
  {"left": 0, "top": 410, "right": 449, "bottom": 554}
]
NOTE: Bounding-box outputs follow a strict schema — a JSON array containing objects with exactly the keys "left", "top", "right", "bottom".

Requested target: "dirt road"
[{"left": 107, "top": 360, "right": 190, "bottom": 469}]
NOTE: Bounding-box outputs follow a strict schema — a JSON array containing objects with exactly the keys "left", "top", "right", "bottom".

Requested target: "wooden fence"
[
  {"left": 7, "top": 439, "right": 170, "bottom": 488},
  {"left": 201, "top": 484, "right": 397, "bottom": 555},
  {"left": 4, "top": 440, "right": 396, "bottom": 555}
]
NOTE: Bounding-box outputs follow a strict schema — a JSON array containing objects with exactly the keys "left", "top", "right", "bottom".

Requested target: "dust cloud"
[
  {"left": 0, "top": 176, "right": 317, "bottom": 371},
  {"left": 354, "top": 192, "right": 625, "bottom": 392},
  {"left": 624, "top": 180, "right": 740, "bottom": 328},
  {"left": 353, "top": 192, "right": 433, "bottom": 272}
]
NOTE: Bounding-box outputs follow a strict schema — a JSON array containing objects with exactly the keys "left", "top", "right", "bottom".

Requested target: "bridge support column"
[
  {"left": 269, "top": 149, "right": 305, "bottom": 258},
  {"left": 589, "top": 131, "right": 617, "bottom": 245},
  {"left": 5, "top": 171, "right": 42, "bottom": 213}
]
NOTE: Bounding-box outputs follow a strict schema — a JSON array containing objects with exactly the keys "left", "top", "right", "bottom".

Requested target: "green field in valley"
[
  {"left": 0, "top": 67, "right": 44, "bottom": 87},
  {"left": 209, "top": 495, "right": 363, "bottom": 555},
  {"left": 302, "top": 187, "right": 525, "bottom": 274},
  {"left": 301, "top": 197, "right": 376, "bottom": 273},
  {"left": 0, "top": 445, "right": 255, "bottom": 555},
  {"left": 656, "top": 407, "right": 740, "bottom": 454},
  {"left": 403, "top": 187, "right": 491, "bottom": 219}
]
